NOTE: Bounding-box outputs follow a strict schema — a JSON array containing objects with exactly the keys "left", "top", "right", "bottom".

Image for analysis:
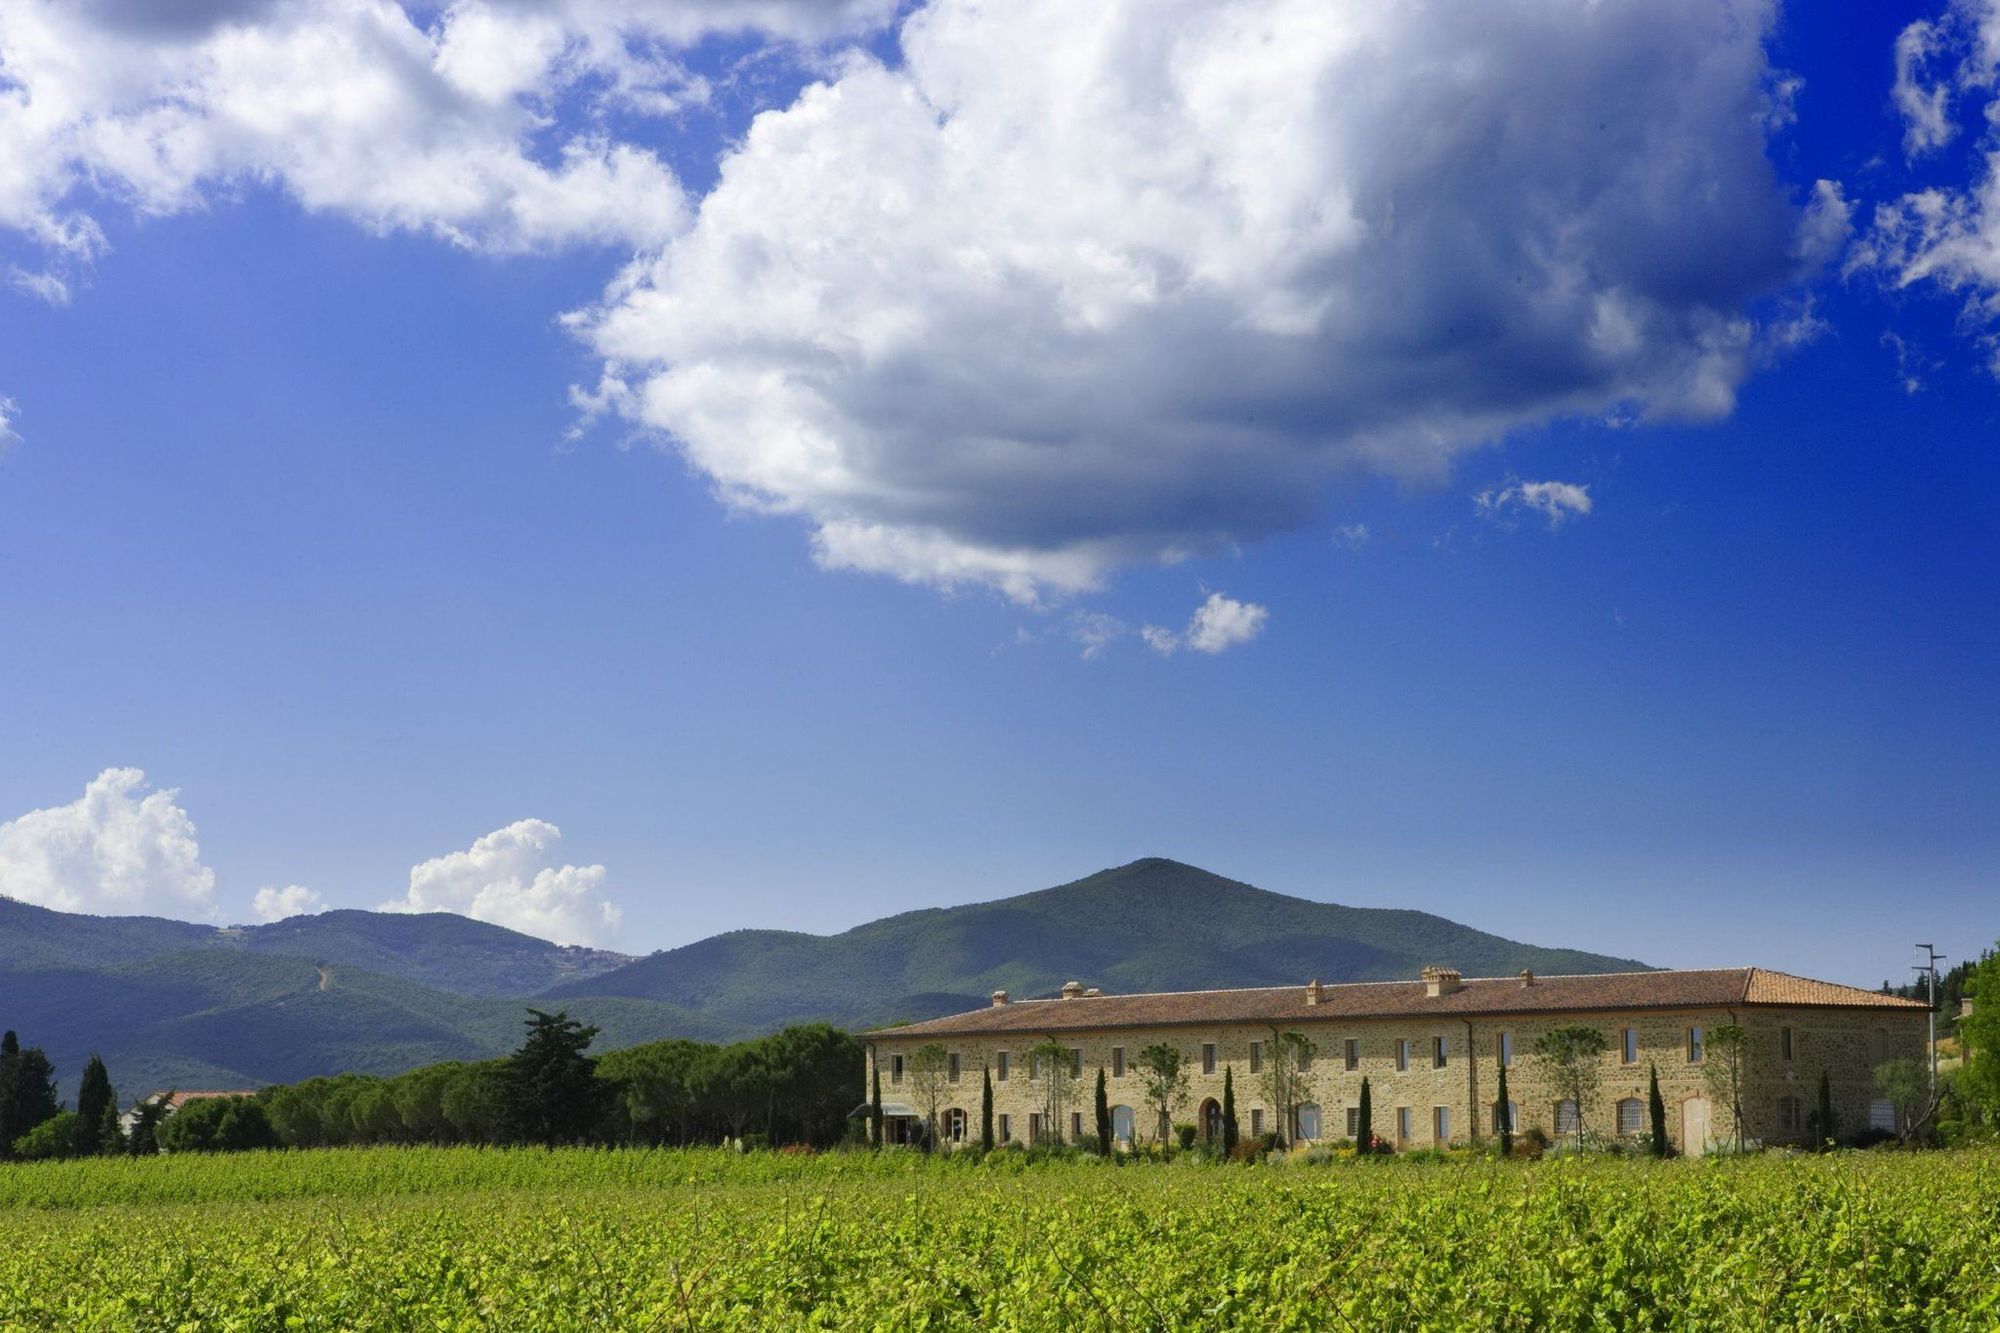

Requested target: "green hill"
[{"left": 544, "top": 858, "right": 1650, "bottom": 1030}]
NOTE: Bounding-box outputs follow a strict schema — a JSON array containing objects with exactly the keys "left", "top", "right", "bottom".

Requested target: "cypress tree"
[
  {"left": 980, "top": 1065, "right": 994, "bottom": 1151},
  {"left": 1094, "top": 1067, "right": 1111, "bottom": 1155},
  {"left": 0, "top": 1031, "right": 18, "bottom": 1161},
  {"left": 870, "top": 1062, "right": 883, "bottom": 1148},
  {"left": 1495, "top": 1062, "right": 1513, "bottom": 1158},
  {"left": 1221, "top": 1066, "right": 1240, "bottom": 1154},
  {"left": 1356, "top": 1076, "right": 1373, "bottom": 1154},
  {"left": 1647, "top": 1063, "right": 1669, "bottom": 1158},
  {"left": 75, "top": 1055, "right": 115, "bottom": 1157},
  {"left": 1815, "top": 1069, "right": 1836, "bottom": 1151}
]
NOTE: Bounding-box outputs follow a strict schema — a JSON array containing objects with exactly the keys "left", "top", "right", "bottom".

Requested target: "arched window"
[
  {"left": 1111, "top": 1105, "right": 1135, "bottom": 1145},
  {"left": 1295, "top": 1103, "right": 1322, "bottom": 1141},
  {"left": 944, "top": 1108, "right": 967, "bottom": 1143},
  {"left": 1555, "top": 1100, "right": 1580, "bottom": 1136},
  {"left": 1615, "top": 1097, "right": 1644, "bottom": 1137},
  {"left": 1200, "top": 1098, "right": 1223, "bottom": 1142},
  {"left": 1491, "top": 1101, "right": 1520, "bottom": 1133}
]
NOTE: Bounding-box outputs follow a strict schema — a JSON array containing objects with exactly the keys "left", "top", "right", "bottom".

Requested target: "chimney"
[
  {"left": 1422, "top": 966, "right": 1463, "bottom": 998},
  {"left": 1060, "top": 980, "right": 1086, "bottom": 1000},
  {"left": 1305, "top": 978, "right": 1324, "bottom": 1006},
  {"left": 1083, "top": 987, "right": 1103, "bottom": 997},
  {"left": 1518, "top": 969, "right": 1534, "bottom": 989},
  {"left": 991, "top": 990, "right": 1010, "bottom": 1007}
]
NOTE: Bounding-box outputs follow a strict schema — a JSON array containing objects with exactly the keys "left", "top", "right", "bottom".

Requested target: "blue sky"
[{"left": 0, "top": 0, "right": 1994, "bottom": 988}]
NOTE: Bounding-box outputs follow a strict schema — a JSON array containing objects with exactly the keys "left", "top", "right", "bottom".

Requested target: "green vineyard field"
[{"left": 4, "top": 1146, "right": 1998, "bottom": 1329}]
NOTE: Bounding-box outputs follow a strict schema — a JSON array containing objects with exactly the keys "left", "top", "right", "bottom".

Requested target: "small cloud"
[
  {"left": 1068, "top": 610, "right": 1129, "bottom": 660},
  {"left": 380, "top": 818, "right": 620, "bottom": 947},
  {"left": 0, "top": 396, "right": 18, "bottom": 454},
  {"left": 8, "top": 268, "right": 70, "bottom": 306},
  {"left": 1146, "top": 592, "right": 1270, "bottom": 656},
  {"left": 1476, "top": 479, "right": 1594, "bottom": 530},
  {"left": 252, "top": 884, "right": 324, "bottom": 922},
  {"left": 1333, "top": 524, "right": 1371, "bottom": 550}
]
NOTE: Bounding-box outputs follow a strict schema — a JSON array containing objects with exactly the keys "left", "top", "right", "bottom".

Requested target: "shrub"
[
  {"left": 1175, "top": 1124, "right": 1197, "bottom": 1151},
  {"left": 12, "top": 1112, "right": 80, "bottom": 1162}
]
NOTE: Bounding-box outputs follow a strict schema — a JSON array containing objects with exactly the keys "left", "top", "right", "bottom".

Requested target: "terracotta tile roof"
[{"left": 863, "top": 967, "right": 1925, "bottom": 1040}]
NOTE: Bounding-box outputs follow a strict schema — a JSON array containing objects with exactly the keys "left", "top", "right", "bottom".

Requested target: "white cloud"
[
  {"left": 1863, "top": 0, "right": 2000, "bottom": 364},
  {"left": 1143, "top": 591, "right": 1268, "bottom": 656},
  {"left": 1333, "top": 524, "right": 1371, "bottom": 550},
  {"left": 571, "top": 0, "right": 1825, "bottom": 601},
  {"left": 0, "top": 395, "right": 18, "bottom": 452},
  {"left": 1476, "top": 479, "right": 1594, "bottom": 530},
  {"left": 251, "top": 883, "right": 325, "bottom": 922},
  {"left": 381, "top": 818, "right": 620, "bottom": 946},
  {"left": 0, "top": 768, "right": 218, "bottom": 917},
  {"left": 0, "top": 0, "right": 894, "bottom": 279},
  {"left": 1068, "top": 610, "right": 1127, "bottom": 660}
]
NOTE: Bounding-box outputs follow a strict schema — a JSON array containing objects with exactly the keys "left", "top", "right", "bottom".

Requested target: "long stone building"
[{"left": 861, "top": 966, "right": 1929, "bottom": 1154}]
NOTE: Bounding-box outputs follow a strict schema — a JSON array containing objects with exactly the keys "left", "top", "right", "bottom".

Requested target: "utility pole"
[{"left": 1913, "top": 944, "right": 1946, "bottom": 1101}]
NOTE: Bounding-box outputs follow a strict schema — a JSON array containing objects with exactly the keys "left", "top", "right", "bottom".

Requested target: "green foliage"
[
  {"left": 980, "top": 1065, "right": 994, "bottom": 1152},
  {"left": 155, "top": 1098, "right": 277, "bottom": 1154},
  {"left": 1497, "top": 1064, "right": 1513, "bottom": 1158},
  {"left": 1136, "top": 1043, "right": 1188, "bottom": 1150},
  {"left": 72, "top": 1056, "right": 116, "bottom": 1158},
  {"left": 1356, "top": 1077, "right": 1373, "bottom": 1154},
  {"left": 1221, "top": 1067, "right": 1239, "bottom": 1154},
  {"left": 1703, "top": 1024, "right": 1751, "bottom": 1152},
  {"left": 1530, "top": 1026, "right": 1608, "bottom": 1147},
  {"left": 1094, "top": 1068, "right": 1112, "bottom": 1156},
  {"left": 1646, "top": 1065, "right": 1668, "bottom": 1159},
  {"left": 503, "top": 1011, "right": 608, "bottom": 1147},
  {"left": 1959, "top": 949, "right": 2000, "bottom": 1126},
  {"left": 12, "top": 1112, "right": 78, "bottom": 1162}
]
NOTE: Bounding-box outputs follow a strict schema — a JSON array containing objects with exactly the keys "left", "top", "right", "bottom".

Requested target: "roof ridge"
[{"left": 975, "top": 966, "right": 1746, "bottom": 1007}]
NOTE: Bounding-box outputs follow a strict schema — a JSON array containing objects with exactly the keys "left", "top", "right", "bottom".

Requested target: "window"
[
  {"left": 1396, "top": 1039, "right": 1410, "bottom": 1072},
  {"left": 1492, "top": 1101, "right": 1519, "bottom": 1133},
  {"left": 1782, "top": 1027, "right": 1794, "bottom": 1062},
  {"left": 1616, "top": 1097, "right": 1644, "bottom": 1137},
  {"left": 945, "top": 1108, "right": 967, "bottom": 1142},
  {"left": 1497, "top": 1032, "right": 1513, "bottom": 1068},
  {"left": 1249, "top": 1041, "right": 1262, "bottom": 1073},
  {"left": 1344, "top": 1038, "right": 1359, "bottom": 1071},
  {"left": 1395, "top": 1106, "right": 1412, "bottom": 1142},
  {"left": 1071, "top": 1111, "right": 1083, "bottom": 1141},
  {"left": 1029, "top": 1051, "right": 1039, "bottom": 1080},
  {"left": 998, "top": 1113, "right": 1011, "bottom": 1143},
  {"left": 1297, "top": 1104, "right": 1322, "bottom": 1141},
  {"left": 1028, "top": 1112, "right": 1043, "bottom": 1144},
  {"left": 1777, "top": 1096, "right": 1803, "bottom": 1134},
  {"left": 1687, "top": 1027, "right": 1705, "bottom": 1063},
  {"left": 1621, "top": 1028, "right": 1638, "bottom": 1065},
  {"left": 1202, "top": 1043, "right": 1216, "bottom": 1075},
  {"left": 1070, "top": 1048, "right": 1083, "bottom": 1077},
  {"left": 1555, "top": 1100, "right": 1579, "bottom": 1136},
  {"left": 1111, "top": 1105, "right": 1134, "bottom": 1144},
  {"left": 948, "top": 1053, "right": 961, "bottom": 1083},
  {"left": 1250, "top": 1108, "right": 1264, "bottom": 1136},
  {"left": 996, "top": 1050, "right": 1009, "bottom": 1082},
  {"left": 1111, "top": 1046, "right": 1125, "bottom": 1078},
  {"left": 1347, "top": 1106, "right": 1361, "bottom": 1138},
  {"left": 891, "top": 1054, "right": 904, "bottom": 1085},
  {"left": 1432, "top": 1036, "right": 1447, "bottom": 1069},
  {"left": 1432, "top": 1106, "right": 1450, "bottom": 1143}
]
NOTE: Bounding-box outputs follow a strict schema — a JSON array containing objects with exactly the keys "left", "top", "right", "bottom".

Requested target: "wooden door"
[{"left": 1681, "top": 1097, "right": 1712, "bottom": 1156}]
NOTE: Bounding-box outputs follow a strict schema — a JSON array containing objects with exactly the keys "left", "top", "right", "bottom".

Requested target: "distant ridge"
[{"left": 1, "top": 859, "right": 1648, "bottom": 1094}]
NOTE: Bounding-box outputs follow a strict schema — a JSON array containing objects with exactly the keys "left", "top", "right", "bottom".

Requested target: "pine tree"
[
  {"left": 1814, "top": 1069, "right": 1836, "bottom": 1151},
  {"left": 1647, "top": 1063, "right": 1669, "bottom": 1158},
  {"left": 1221, "top": 1066, "right": 1240, "bottom": 1154},
  {"left": 0, "top": 1036, "right": 61, "bottom": 1159},
  {"left": 74, "top": 1055, "right": 115, "bottom": 1157},
  {"left": 1094, "top": 1068, "right": 1111, "bottom": 1155},
  {"left": 502, "top": 1009, "right": 607, "bottom": 1146},
  {"left": 980, "top": 1065, "right": 994, "bottom": 1151},
  {"left": 1356, "top": 1076, "right": 1373, "bottom": 1154},
  {"left": 870, "top": 1062, "right": 884, "bottom": 1148},
  {"left": 1496, "top": 1062, "right": 1513, "bottom": 1158}
]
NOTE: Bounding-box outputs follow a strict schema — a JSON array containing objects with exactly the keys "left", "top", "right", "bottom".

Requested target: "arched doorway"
[{"left": 1199, "top": 1097, "right": 1223, "bottom": 1142}]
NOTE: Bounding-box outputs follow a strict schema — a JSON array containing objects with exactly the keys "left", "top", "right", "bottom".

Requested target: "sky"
[{"left": 0, "top": 0, "right": 1994, "bottom": 989}]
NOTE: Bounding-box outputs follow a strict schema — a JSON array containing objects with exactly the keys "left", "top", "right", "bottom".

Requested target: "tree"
[
  {"left": 1874, "top": 1058, "right": 1937, "bottom": 1144},
  {"left": 1135, "top": 1043, "right": 1188, "bottom": 1150},
  {"left": 126, "top": 1094, "right": 170, "bottom": 1156},
  {"left": 1094, "top": 1067, "right": 1112, "bottom": 1155},
  {"left": 1221, "top": 1066, "right": 1239, "bottom": 1154},
  {"left": 1258, "top": 1029, "right": 1317, "bottom": 1146},
  {"left": 74, "top": 1055, "right": 118, "bottom": 1157},
  {"left": 1646, "top": 1064, "right": 1668, "bottom": 1159},
  {"left": 503, "top": 1009, "right": 608, "bottom": 1146},
  {"left": 1356, "top": 1076, "right": 1374, "bottom": 1153},
  {"left": 1530, "top": 1025, "right": 1608, "bottom": 1149},
  {"left": 1495, "top": 1062, "right": 1514, "bottom": 1158},
  {"left": 1702, "top": 1024, "right": 1751, "bottom": 1152},
  {"left": 13, "top": 1111, "right": 79, "bottom": 1161},
  {"left": 981, "top": 1065, "right": 994, "bottom": 1151},
  {"left": 869, "top": 1061, "right": 884, "bottom": 1148},
  {"left": 907, "top": 1043, "right": 951, "bottom": 1150},
  {"left": 1957, "top": 948, "right": 2000, "bottom": 1128},
  {"left": 1029, "top": 1039, "right": 1079, "bottom": 1145},
  {"left": 1812, "top": 1069, "right": 1838, "bottom": 1150}
]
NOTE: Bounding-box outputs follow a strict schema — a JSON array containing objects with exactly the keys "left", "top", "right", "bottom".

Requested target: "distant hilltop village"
[{"left": 862, "top": 966, "right": 1927, "bottom": 1155}]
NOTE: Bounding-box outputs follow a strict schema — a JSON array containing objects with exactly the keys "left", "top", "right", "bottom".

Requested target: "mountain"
[
  {"left": 545, "top": 858, "right": 1650, "bottom": 1032},
  {"left": 2, "top": 858, "right": 1649, "bottom": 1097},
  {"left": 0, "top": 895, "right": 634, "bottom": 997}
]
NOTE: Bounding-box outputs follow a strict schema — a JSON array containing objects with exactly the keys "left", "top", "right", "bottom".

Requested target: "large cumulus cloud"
[
  {"left": 379, "top": 818, "right": 621, "bottom": 946},
  {"left": 573, "top": 0, "right": 1837, "bottom": 601},
  {"left": 0, "top": 767, "right": 219, "bottom": 917}
]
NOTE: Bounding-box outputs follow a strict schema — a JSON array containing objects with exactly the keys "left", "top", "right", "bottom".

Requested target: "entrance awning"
[{"left": 847, "top": 1101, "right": 920, "bottom": 1119}]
